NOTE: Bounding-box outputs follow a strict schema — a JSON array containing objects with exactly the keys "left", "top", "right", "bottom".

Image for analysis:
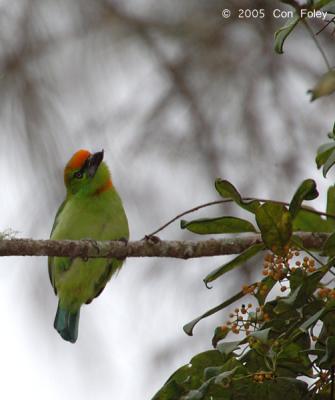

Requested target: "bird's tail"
[{"left": 54, "top": 302, "right": 80, "bottom": 343}]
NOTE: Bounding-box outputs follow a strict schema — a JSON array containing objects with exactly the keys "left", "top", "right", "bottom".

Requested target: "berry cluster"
[
  {"left": 253, "top": 371, "right": 273, "bottom": 383},
  {"left": 317, "top": 286, "right": 335, "bottom": 300},
  {"left": 262, "top": 250, "right": 316, "bottom": 279},
  {"left": 220, "top": 304, "right": 270, "bottom": 336},
  {"left": 226, "top": 250, "right": 320, "bottom": 341}
]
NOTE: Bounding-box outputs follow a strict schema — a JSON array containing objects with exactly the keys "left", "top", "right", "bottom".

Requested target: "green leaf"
[
  {"left": 151, "top": 380, "right": 186, "bottom": 400},
  {"left": 250, "top": 328, "right": 271, "bottom": 343},
  {"left": 188, "top": 350, "right": 229, "bottom": 377},
  {"left": 181, "top": 380, "right": 211, "bottom": 400},
  {"left": 152, "top": 350, "right": 229, "bottom": 400},
  {"left": 308, "top": 69, "right": 335, "bottom": 102},
  {"left": 293, "top": 209, "right": 333, "bottom": 233},
  {"left": 274, "top": 286, "right": 302, "bottom": 314},
  {"left": 183, "top": 290, "right": 246, "bottom": 336},
  {"left": 255, "top": 202, "right": 292, "bottom": 255},
  {"left": 326, "top": 185, "right": 335, "bottom": 229},
  {"left": 315, "top": 0, "right": 335, "bottom": 9},
  {"left": 322, "top": 231, "right": 335, "bottom": 256},
  {"left": 203, "top": 243, "right": 264, "bottom": 285},
  {"left": 324, "top": 1, "right": 335, "bottom": 14},
  {"left": 315, "top": 142, "right": 335, "bottom": 169},
  {"left": 289, "top": 179, "right": 318, "bottom": 219},
  {"left": 274, "top": 17, "right": 299, "bottom": 54},
  {"left": 299, "top": 308, "right": 325, "bottom": 332},
  {"left": 289, "top": 266, "right": 305, "bottom": 291},
  {"left": 255, "top": 275, "right": 277, "bottom": 305},
  {"left": 231, "top": 376, "right": 308, "bottom": 400},
  {"left": 319, "top": 336, "right": 335, "bottom": 368},
  {"left": 181, "top": 216, "right": 256, "bottom": 234},
  {"left": 329, "top": 122, "right": 335, "bottom": 139},
  {"left": 215, "top": 179, "right": 260, "bottom": 213},
  {"left": 278, "top": 270, "right": 326, "bottom": 313},
  {"left": 214, "top": 367, "right": 239, "bottom": 384},
  {"left": 323, "top": 149, "right": 335, "bottom": 177},
  {"left": 277, "top": 341, "right": 312, "bottom": 376},
  {"left": 305, "top": 270, "right": 327, "bottom": 295},
  {"left": 217, "top": 340, "right": 242, "bottom": 355},
  {"left": 212, "top": 325, "right": 229, "bottom": 348}
]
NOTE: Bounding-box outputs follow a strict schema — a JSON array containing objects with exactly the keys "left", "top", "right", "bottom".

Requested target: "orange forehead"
[{"left": 66, "top": 149, "right": 91, "bottom": 170}]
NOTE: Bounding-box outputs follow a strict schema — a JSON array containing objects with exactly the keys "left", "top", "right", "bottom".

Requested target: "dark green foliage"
[
  {"left": 154, "top": 14, "right": 335, "bottom": 396},
  {"left": 155, "top": 172, "right": 335, "bottom": 398}
]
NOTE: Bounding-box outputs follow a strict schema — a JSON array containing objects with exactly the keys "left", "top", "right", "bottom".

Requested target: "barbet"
[{"left": 49, "top": 149, "right": 129, "bottom": 343}]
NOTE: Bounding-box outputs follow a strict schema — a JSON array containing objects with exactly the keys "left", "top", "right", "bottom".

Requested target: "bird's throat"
[{"left": 94, "top": 179, "right": 113, "bottom": 196}]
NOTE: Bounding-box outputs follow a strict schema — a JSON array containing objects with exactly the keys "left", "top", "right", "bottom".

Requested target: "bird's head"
[{"left": 64, "top": 149, "right": 112, "bottom": 195}]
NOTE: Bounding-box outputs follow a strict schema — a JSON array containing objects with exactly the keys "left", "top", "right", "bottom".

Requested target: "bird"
[{"left": 48, "top": 149, "right": 129, "bottom": 343}]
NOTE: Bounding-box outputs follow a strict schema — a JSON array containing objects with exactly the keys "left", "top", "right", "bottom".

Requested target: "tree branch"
[{"left": 0, "top": 233, "right": 329, "bottom": 259}]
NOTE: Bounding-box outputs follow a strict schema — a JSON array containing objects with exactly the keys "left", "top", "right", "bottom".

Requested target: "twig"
[
  {"left": 315, "top": 17, "right": 335, "bottom": 36},
  {"left": 303, "top": 19, "right": 331, "bottom": 71},
  {"left": 146, "top": 197, "right": 335, "bottom": 237},
  {"left": 146, "top": 200, "right": 229, "bottom": 237}
]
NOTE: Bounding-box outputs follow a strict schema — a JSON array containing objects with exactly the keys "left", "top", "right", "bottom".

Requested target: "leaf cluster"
[
  {"left": 153, "top": 178, "right": 335, "bottom": 399},
  {"left": 153, "top": 3, "right": 335, "bottom": 398}
]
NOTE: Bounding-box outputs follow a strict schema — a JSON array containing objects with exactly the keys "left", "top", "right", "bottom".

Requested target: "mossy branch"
[{"left": 0, "top": 233, "right": 329, "bottom": 259}]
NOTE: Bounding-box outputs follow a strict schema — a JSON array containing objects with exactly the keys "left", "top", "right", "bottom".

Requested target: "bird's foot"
[
  {"left": 119, "top": 237, "right": 128, "bottom": 245},
  {"left": 81, "top": 238, "right": 100, "bottom": 260},
  {"left": 144, "top": 235, "right": 161, "bottom": 244}
]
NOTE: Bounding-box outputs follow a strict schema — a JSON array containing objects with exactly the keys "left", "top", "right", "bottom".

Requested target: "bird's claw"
[
  {"left": 82, "top": 238, "right": 100, "bottom": 260},
  {"left": 119, "top": 237, "right": 128, "bottom": 246},
  {"left": 144, "top": 235, "right": 161, "bottom": 244}
]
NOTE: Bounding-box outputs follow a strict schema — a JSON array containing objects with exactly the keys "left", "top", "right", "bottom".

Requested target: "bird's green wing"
[
  {"left": 85, "top": 258, "right": 123, "bottom": 304},
  {"left": 48, "top": 199, "right": 67, "bottom": 293}
]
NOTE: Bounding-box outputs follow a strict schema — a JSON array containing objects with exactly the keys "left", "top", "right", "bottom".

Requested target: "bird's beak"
[{"left": 87, "top": 150, "right": 104, "bottom": 178}]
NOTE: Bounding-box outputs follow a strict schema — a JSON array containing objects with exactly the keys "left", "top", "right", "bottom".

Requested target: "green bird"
[{"left": 49, "top": 149, "right": 129, "bottom": 343}]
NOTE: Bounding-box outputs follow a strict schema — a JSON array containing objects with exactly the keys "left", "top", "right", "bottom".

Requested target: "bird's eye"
[{"left": 74, "top": 171, "right": 83, "bottom": 179}]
